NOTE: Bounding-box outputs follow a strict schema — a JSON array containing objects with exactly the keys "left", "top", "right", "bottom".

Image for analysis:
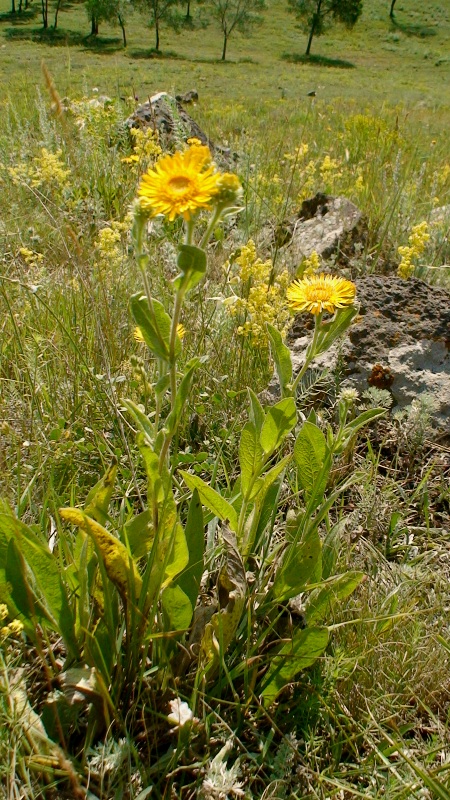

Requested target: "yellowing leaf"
[{"left": 59, "top": 509, "right": 142, "bottom": 604}]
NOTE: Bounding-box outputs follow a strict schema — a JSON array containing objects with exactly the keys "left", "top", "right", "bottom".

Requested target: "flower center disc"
[
  {"left": 168, "top": 176, "right": 192, "bottom": 194},
  {"left": 307, "top": 287, "right": 330, "bottom": 301}
]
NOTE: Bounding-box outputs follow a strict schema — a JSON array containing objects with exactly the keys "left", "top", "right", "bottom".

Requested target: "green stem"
[
  {"left": 199, "top": 207, "right": 222, "bottom": 249},
  {"left": 185, "top": 219, "right": 195, "bottom": 245},
  {"left": 290, "top": 311, "right": 323, "bottom": 395}
]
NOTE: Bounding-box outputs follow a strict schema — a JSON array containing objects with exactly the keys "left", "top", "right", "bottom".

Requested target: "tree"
[
  {"left": 389, "top": 0, "right": 396, "bottom": 18},
  {"left": 134, "top": 0, "right": 181, "bottom": 50},
  {"left": 85, "top": 0, "right": 129, "bottom": 43},
  {"left": 207, "top": 0, "right": 266, "bottom": 60},
  {"left": 287, "top": 0, "right": 363, "bottom": 56}
]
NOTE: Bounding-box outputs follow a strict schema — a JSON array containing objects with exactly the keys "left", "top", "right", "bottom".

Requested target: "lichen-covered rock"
[
  {"left": 288, "top": 275, "right": 450, "bottom": 431},
  {"left": 271, "top": 193, "right": 367, "bottom": 270},
  {"left": 125, "top": 92, "right": 232, "bottom": 166}
]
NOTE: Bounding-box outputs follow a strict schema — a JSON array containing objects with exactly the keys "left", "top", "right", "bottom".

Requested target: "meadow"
[{"left": 0, "top": 0, "right": 450, "bottom": 797}]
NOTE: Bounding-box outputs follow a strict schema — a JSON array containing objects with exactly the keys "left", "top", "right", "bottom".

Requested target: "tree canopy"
[{"left": 287, "top": 0, "right": 363, "bottom": 55}]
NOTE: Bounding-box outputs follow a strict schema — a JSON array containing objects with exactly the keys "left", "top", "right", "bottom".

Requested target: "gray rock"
[
  {"left": 175, "top": 90, "right": 199, "bottom": 104},
  {"left": 125, "top": 91, "right": 232, "bottom": 166},
  {"left": 288, "top": 275, "right": 450, "bottom": 431},
  {"left": 273, "top": 193, "right": 367, "bottom": 270}
]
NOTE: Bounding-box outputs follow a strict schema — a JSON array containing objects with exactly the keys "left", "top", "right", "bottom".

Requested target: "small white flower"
[
  {"left": 202, "top": 741, "right": 245, "bottom": 799},
  {"left": 167, "top": 698, "right": 197, "bottom": 730}
]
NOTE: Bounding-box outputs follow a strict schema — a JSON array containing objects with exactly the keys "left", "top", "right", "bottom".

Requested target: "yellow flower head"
[
  {"left": 286, "top": 273, "right": 356, "bottom": 316},
  {"left": 138, "top": 145, "right": 218, "bottom": 221},
  {"left": 215, "top": 172, "right": 243, "bottom": 208}
]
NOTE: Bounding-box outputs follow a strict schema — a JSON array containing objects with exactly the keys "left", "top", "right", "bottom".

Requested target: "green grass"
[{"left": 0, "top": 0, "right": 449, "bottom": 117}]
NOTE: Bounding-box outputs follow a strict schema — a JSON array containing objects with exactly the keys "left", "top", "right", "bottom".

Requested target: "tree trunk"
[
  {"left": 389, "top": 0, "right": 397, "bottom": 18},
  {"left": 53, "top": 0, "right": 62, "bottom": 28},
  {"left": 11, "top": 0, "right": 16, "bottom": 14},
  {"left": 18, "top": 0, "right": 23, "bottom": 13},
  {"left": 305, "top": 0, "right": 322, "bottom": 55},
  {"left": 221, "top": 32, "right": 227, "bottom": 60},
  {"left": 155, "top": 18, "right": 160, "bottom": 50},
  {"left": 91, "top": 14, "right": 98, "bottom": 34},
  {"left": 118, "top": 13, "right": 126, "bottom": 46},
  {"left": 185, "top": 0, "right": 191, "bottom": 19},
  {"left": 41, "top": 0, "right": 48, "bottom": 27}
]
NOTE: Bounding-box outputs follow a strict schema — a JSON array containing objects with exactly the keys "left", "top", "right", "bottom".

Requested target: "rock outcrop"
[
  {"left": 125, "top": 92, "right": 232, "bottom": 166},
  {"left": 270, "top": 193, "right": 367, "bottom": 269},
  {"left": 288, "top": 275, "right": 450, "bottom": 431}
]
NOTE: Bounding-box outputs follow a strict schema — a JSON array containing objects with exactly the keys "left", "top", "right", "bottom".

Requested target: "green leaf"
[
  {"left": 84, "top": 460, "right": 118, "bottom": 525},
  {"left": 314, "top": 305, "right": 359, "bottom": 356},
  {"left": 164, "top": 523, "right": 189, "bottom": 583},
  {"left": 179, "top": 472, "right": 238, "bottom": 532},
  {"left": 1, "top": 512, "right": 78, "bottom": 657},
  {"left": 267, "top": 323, "right": 293, "bottom": 395},
  {"left": 294, "top": 421, "right": 329, "bottom": 501},
  {"left": 342, "top": 407, "right": 386, "bottom": 438},
  {"left": 304, "top": 571, "right": 365, "bottom": 625},
  {"left": 239, "top": 422, "right": 264, "bottom": 499},
  {"left": 260, "top": 627, "right": 329, "bottom": 706},
  {"left": 173, "top": 244, "right": 207, "bottom": 294},
  {"left": 176, "top": 490, "right": 204, "bottom": 611},
  {"left": 166, "top": 357, "right": 205, "bottom": 435},
  {"left": 161, "top": 584, "right": 193, "bottom": 631},
  {"left": 322, "top": 520, "right": 345, "bottom": 580},
  {"left": 259, "top": 398, "right": 297, "bottom": 455},
  {"left": 247, "top": 388, "right": 265, "bottom": 434},
  {"left": 273, "top": 526, "right": 322, "bottom": 602},
  {"left": 130, "top": 293, "right": 171, "bottom": 362},
  {"left": 124, "top": 510, "right": 153, "bottom": 559}
]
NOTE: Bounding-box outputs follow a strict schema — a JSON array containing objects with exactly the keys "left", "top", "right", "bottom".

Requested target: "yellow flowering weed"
[{"left": 286, "top": 273, "right": 356, "bottom": 316}]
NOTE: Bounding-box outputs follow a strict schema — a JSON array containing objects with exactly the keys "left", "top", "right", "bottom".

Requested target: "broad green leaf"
[
  {"left": 176, "top": 490, "right": 204, "bottom": 610},
  {"left": 322, "top": 520, "right": 345, "bottom": 580},
  {"left": 161, "top": 584, "right": 193, "bottom": 631},
  {"left": 84, "top": 459, "right": 118, "bottom": 525},
  {"left": 260, "top": 627, "right": 329, "bottom": 706},
  {"left": 259, "top": 398, "right": 297, "bottom": 455},
  {"left": 2, "top": 516, "right": 78, "bottom": 657},
  {"left": 294, "top": 421, "right": 329, "bottom": 501},
  {"left": 200, "top": 528, "right": 246, "bottom": 677},
  {"left": 139, "top": 442, "right": 166, "bottom": 507},
  {"left": 124, "top": 510, "right": 154, "bottom": 559},
  {"left": 304, "top": 571, "right": 365, "bottom": 625},
  {"left": 60, "top": 508, "right": 142, "bottom": 604},
  {"left": 273, "top": 526, "right": 322, "bottom": 602},
  {"left": 164, "top": 523, "right": 189, "bottom": 582},
  {"left": 258, "top": 454, "right": 292, "bottom": 500},
  {"left": 251, "top": 479, "right": 282, "bottom": 554},
  {"left": 247, "top": 388, "right": 265, "bottom": 434},
  {"left": 179, "top": 472, "right": 238, "bottom": 532},
  {"left": 267, "top": 323, "right": 293, "bottom": 394},
  {"left": 6, "top": 538, "right": 50, "bottom": 627},
  {"left": 341, "top": 407, "right": 386, "bottom": 438},
  {"left": 314, "top": 305, "right": 359, "bottom": 356},
  {"left": 173, "top": 244, "right": 207, "bottom": 294},
  {"left": 239, "top": 422, "right": 263, "bottom": 499},
  {"left": 130, "top": 293, "right": 172, "bottom": 362}
]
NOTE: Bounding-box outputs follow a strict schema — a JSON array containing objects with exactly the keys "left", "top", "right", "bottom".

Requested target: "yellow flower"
[
  {"left": 286, "top": 273, "right": 356, "bottom": 316},
  {"left": 138, "top": 145, "right": 219, "bottom": 221},
  {"left": 215, "top": 172, "right": 243, "bottom": 208}
]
